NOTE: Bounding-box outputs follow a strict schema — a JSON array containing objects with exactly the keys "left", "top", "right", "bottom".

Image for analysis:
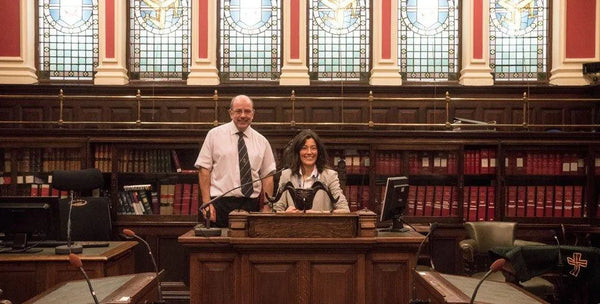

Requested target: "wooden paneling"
[{"left": 250, "top": 263, "right": 298, "bottom": 303}]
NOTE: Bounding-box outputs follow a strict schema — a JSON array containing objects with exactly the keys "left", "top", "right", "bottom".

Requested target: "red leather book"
[
  {"left": 441, "top": 186, "right": 452, "bottom": 216},
  {"left": 526, "top": 186, "right": 536, "bottom": 217},
  {"left": 506, "top": 186, "right": 517, "bottom": 217},
  {"left": 563, "top": 185, "right": 573, "bottom": 217},
  {"left": 545, "top": 186, "right": 554, "bottom": 217},
  {"left": 516, "top": 186, "right": 526, "bottom": 217},
  {"left": 487, "top": 187, "right": 495, "bottom": 221},
  {"left": 424, "top": 185, "right": 434, "bottom": 216},
  {"left": 535, "top": 186, "right": 545, "bottom": 217},
  {"left": 477, "top": 186, "right": 487, "bottom": 221},
  {"left": 554, "top": 185, "right": 564, "bottom": 218},
  {"left": 433, "top": 186, "right": 443, "bottom": 216},
  {"left": 573, "top": 186, "right": 583, "bottom": 217}
]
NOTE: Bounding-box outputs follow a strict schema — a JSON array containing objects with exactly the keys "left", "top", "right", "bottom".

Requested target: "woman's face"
[{"left": 299, "top": 138, "right": 318, "bottom": 168}]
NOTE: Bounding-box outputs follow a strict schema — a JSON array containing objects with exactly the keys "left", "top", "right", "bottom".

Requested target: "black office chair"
[{"left": 53, "top": 168, "right": 112, "bottom": 242}]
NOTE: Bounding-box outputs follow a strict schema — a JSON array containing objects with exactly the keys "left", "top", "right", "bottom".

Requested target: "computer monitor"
[
  {"left": 379, "top": 176, "right": 409, "bottom": 232},
  {"left": 0, "top": 196, "right": 60, "bottom": 243}
]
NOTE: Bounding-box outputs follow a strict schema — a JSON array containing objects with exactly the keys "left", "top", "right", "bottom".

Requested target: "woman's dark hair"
[{"left": 284, "top": 129, "right": 329, "bottom": 176}]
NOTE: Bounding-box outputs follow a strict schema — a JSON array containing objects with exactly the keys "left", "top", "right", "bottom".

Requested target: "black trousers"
[{"left": 213, "top": 196, "right": 259, "bottom": 228}]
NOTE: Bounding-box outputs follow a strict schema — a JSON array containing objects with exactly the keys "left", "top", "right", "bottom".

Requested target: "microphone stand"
[
  {"left": 469, "top": 258, "right": 506, "bottom": 304},
  {"left": 553, "top": 230, "right": 565, "bottom": 304},
  {"left": 123, "top": 229, "right": 164, "bottom": 304},
  {"left": 195, "top": 168, "right": 285, "bottom": 236},
  {"left": 55, "top": 190, "right": 83, "bottom": 254},
  {"left": 69, "top": 253, "right": 99, "bottom": 304}
]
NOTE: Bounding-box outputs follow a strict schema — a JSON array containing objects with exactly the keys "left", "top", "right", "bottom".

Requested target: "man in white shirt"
[{"left": 195, "top": 95, "right": 276, "bottom": 227}]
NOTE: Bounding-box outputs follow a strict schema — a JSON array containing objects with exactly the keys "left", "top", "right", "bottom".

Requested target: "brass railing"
[{"left": 0, "top": 89, "right": 599, "bottom": 131}]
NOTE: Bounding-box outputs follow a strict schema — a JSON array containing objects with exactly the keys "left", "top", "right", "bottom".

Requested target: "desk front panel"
[
  {"left": 0, "top": 241, "right": 136, "bottom": 304},
  {"left": 182, "top": 231, "right": 421, "bottom": 304}
]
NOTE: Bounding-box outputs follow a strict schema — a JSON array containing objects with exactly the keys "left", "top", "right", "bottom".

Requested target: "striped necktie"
[{"left": 237, "top": 132, "right": 253, "bottom": 197}]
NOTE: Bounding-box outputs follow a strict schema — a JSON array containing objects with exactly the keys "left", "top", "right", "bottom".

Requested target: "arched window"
[
  {"left": 38, "top": 0, "right": 99, "bottom": 80},
  {"left": 308, "top": 0, "right": 370, "bottom": 81},
  {"left": 398, "top": 0, "right": 459, "bottom": 82},
  {"left": 489, "top": 0, "right": 549, "bottom": 82},
  {"left": 129, "top": 0, "right": 191, "bottom": 80},
  {"left": 219, "top": 0, "right": 281, "bottom": 81}
]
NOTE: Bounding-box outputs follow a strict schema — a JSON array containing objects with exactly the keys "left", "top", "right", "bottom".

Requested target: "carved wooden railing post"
[
  {"left": 58, "top": 89, "right": 64, "bottom": 126},
  {"left": 445, "top": 91, "right": 451, "bottom": 129},
  {"left": 368, "top": 91, "right": 374, "bottom": 128},
  {"left": 290, "top": 90, "right": 296, "bottom": 127},
  {"left": 136, "top": 89, "right": 141, "bottom": 125},
  {"left": 522, "top": 92, "right": 528, "bottom": 128},
  {"left": 213, "top": 90, "right": 219, "bottom": 126}
]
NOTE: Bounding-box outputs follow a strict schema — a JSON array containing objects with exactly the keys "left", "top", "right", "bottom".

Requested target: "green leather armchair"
[{"left": 459, "top": 221, "right": 555, "bottom": 301}]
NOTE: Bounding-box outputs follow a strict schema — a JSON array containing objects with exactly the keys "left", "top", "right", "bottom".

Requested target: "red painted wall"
[
  {"left": 381, "top": 0, "right": 391, "bottom": 59},
  {"left": 290, "top": 0, "right": 299, "bottom": 60},
  {"left": 566, "top": 0, "right": 596, "bottom": 58},
  {"left": 473, "top": 0, "right": 483, "bottom": 59},
  {"left": 105, "top": 0, "right": 115, "bottom": 58},
  {"left": 198, "top": 0, "right": 208, "bottom": 59},
  {"left": 0, "top": 1, "right": 21, "bottom": 57}
]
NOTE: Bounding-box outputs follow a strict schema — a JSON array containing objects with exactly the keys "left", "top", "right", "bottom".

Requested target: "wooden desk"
[
  {"left": 179, "top": 212, "right": 424, "bottom": 304},
  {"left": 414, "top": 270, "right": 548, "bottom": 304},
  {"left": 24, "top": 272, "right": 157, "bottom": 304},
  {"left": 0, "top": 241, "right": 137, "bottom": 304}
]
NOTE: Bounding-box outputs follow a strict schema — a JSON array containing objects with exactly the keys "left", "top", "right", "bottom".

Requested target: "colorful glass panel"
[
  {"left": 38, "top": 0, "right": 99, "bottom": 80},
  {"left": 220, "top": 0, "right": 281, "bottom": 81},
  {"left": 489, "top": 0, "right": 548, "bottom": 81},
  {"left": 398, "top": 0, "right": 459, "bottom": 82},
  {"left": 309, "top": 0, "right": 370, "bottom": 81},
  {"left": 129, "top": 0, "right": 191, "bottom": 80}
]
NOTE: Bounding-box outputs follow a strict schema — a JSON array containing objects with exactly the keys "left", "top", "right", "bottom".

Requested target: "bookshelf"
[{"left": 0, "top": 84, "right": 598, "bottom": 288}]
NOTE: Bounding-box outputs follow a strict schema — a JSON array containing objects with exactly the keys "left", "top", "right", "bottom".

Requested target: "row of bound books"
[
  {"left": 505, "top": 152, "right": 585, "bottom": 175},
  {"left": 116, "top": 183, "right": 200, "bottom": 215},
  {"left": 2, "top": 148, "right": 82, "bottom": 174},
  {"left": 408, "top": 152, "right": 458, "bottom": 175},
  {"left": 464, "top": 149, "right": 496, "bottom": 175},
  {"left": 332, "top": 154, "right": 370, "bottom": 175},
  {"left": 405, "top": 185, "right": 460, "bottom": 217},
  {"left": 505, "top": 185, "right": 584, "bottom": 218}
]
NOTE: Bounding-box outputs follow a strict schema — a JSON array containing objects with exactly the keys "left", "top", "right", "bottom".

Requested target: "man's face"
[{"left": 229, "top": 97, "right": 254, "bottom": 131}]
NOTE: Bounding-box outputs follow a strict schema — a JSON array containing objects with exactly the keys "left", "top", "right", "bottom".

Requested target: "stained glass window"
[
  {"left": 309, "top": 0, "right": 370, "bottom": 81},
  {"left": 220, "top": 0, "right": 281, "bottom": 81},
  {"left": 38, "top": 0, "right": 99, "bottom": 80},
  {"left": 398, "top": 0, "right": 459, "bottom": 82},
  {"left": 129, "top": 0, "right": 191, "bottom": 80},
  {"left": 489, "top": 0, "right": 548, "bottom": 81}
]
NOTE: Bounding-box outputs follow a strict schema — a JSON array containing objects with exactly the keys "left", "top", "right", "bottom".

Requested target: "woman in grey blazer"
[{"left": 272, "top": 129, "right": 349, "bottom": 213}]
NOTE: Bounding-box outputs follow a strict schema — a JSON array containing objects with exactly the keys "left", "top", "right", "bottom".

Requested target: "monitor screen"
[
  {"left": 0, "top": 196, "right": 60, "bottom": 242},
  {"left": 379, "top": 176, "right": 409, "bottom": 232}
]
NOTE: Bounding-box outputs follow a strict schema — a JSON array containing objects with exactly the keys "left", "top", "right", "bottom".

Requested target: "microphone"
[
  {"left": 409, "top": 222, "right": 438, "bottom": 304},
  {"left": 69, "top": 253, "right": 100, "bottom": 304},
  {"left": 469, "top": 258, "right": 506, "bottom": 304},
  {"left": 196, "top": 167, "right": 286, "bottom": 236},
  {"left": 55, "top": 190, "right": 83, "bottom": 255},
  {"left": 123, "top": 229, "right": 164, "bottom": 304},
  {"left": 552, "top": 229, "right": 563, "bottom": 267}
]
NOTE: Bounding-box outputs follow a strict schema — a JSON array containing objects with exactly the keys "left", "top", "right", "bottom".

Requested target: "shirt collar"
[
  {"left": 228, "top": 121, "right": 252, "bottom": 137},
  {"left": 299, "top": 167, "right": 319, "bottom": 179}
]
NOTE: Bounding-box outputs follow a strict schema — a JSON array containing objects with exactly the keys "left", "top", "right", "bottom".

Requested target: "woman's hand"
[{"left": 285, "top": 206, "right": 300, "bottom": 213}]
